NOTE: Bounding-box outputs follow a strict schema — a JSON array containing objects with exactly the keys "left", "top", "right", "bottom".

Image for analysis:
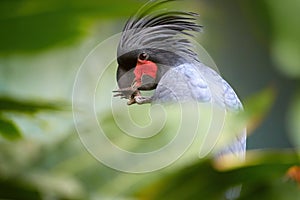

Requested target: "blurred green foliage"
[
  {"left": 266, "top": 0, "right": 300, "bottom": 77},
  {"left": 243, "top": 86, "right": 276, "bottom": 132},
  {"left": 138, "top": 151, "right": 300, "bottom": 200},
  {"left": 0, "top": 0, "right": 142, "bottom": 54},
  {"left": 0, "top": 97, "right": 63, "bottom": 140},
  {"left": 0, "top": 117, "right": 21, "bottom": 140},
  {"left": 0, "top": 0, "right": 300, "bottom": 199},
  {"left": 288, "top": 93, "right": 300, "bottom": 149}
]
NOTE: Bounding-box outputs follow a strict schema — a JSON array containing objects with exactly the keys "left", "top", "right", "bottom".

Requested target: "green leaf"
[
  {"left": 287, "top": 92, "right": 300, "bottom": 149},
  {"left": 0, "top": 118, "right": 22, "bottom": 140},
  {"left": 137, "top": 151, "right": 300, "bottom": 200},
  {"left": 243, "top": 86, "right": 276, "bottom": 133},
  {"left": 0, "top": 0, "right": 143, "bottom": 54},
  {"left": 0, "top": 178, "right": 42, "bottom": 200},
  {"left": 0, "top": 97, "right": 64, "bottom": 113}
]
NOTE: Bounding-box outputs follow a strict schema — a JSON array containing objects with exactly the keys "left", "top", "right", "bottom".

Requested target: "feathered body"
[
  {"left": 114, "top": 0, "right": 246, "bottom": 160},
  {"left": 115, "top": 0, "right": 245, "bottom": 170}
]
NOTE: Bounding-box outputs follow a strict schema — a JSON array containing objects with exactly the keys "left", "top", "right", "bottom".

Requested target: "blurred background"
[{"left": 0, "top": 0, "right": 300, "bottom": 199}]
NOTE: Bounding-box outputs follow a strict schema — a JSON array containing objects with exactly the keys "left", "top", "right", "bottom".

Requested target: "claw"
[
  {"left": 113, "top": 86, "right": 152, "bottom": 105},
  {"left": 113, "top": 93, "right": 125, "bottom": 97},
  {"left": 127, "top": 98, "right": 137, "bottom": 105},
  {"left": 134, "top": 95, "right": 152, "bottom": 104},
  {"left": 112, "top": 87, "right": 137, "bottom": 93},
  {"left": 113, "top": 86, "right": 143, "bottom": 105},
  {"left": 113, "top": 87, "right": 138, "bottom": 99}
]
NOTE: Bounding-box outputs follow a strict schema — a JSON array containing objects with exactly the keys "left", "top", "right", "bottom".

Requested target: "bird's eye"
[{"left": 138, "top": 52, "right": 148, "bottom": 60}]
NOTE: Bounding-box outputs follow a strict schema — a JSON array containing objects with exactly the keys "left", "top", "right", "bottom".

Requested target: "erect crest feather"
[{"left": 117, "top": 0, "right": 203, "bottom": 62}]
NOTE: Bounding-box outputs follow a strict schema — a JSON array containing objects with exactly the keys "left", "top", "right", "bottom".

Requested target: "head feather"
[{"left": 117, "top": 0, "right": 202, "bottom": 63}]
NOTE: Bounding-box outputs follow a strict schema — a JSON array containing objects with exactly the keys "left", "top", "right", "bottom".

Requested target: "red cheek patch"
[{"left": 134, "top": 60, "right": 158, "bottom": 87}]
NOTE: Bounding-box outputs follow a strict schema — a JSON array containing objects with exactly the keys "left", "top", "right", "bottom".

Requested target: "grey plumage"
[
  {"left": 117, "top": 0, "right": 246, "bottom": 153},
  {"left": 117, "top": 0, "right": 246, "bottom": 159},
  {"left": 116, "top": 2, "right": 246, "bottom": 198},
  {"left": 153, "top": 62, "right": 246, "bottom": 161}
]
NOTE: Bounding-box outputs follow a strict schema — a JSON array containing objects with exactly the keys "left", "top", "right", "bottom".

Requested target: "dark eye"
[{"left": 138, "top": 52, "right": 148, "bottom": 60}]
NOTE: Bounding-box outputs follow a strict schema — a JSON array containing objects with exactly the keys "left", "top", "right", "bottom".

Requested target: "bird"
[{"left": 113, "top": 0, "right": 246, "bottom": 199}]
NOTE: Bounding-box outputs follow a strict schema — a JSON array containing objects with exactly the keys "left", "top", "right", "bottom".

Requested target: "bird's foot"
[{"left": 113, "top": 87, "right": 152, "bottom": 105}]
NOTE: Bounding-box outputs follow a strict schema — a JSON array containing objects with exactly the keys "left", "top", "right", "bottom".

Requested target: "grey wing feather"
[
  {"left": 195, "top": 63, "right": 246, "bottom": 160},
  {"left": 198, "top": 64, "right": 246, "bottom": 160},
  {"left": 153, "top": 63, "right": 246, "bottom": 160},
  {"left": 153, "top": 63, "right": 212, "bottom": 103}
]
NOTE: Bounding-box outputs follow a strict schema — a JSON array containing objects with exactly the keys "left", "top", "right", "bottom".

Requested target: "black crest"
[{"left": 117, "top": 0, "right": 203, "bottom": 62}]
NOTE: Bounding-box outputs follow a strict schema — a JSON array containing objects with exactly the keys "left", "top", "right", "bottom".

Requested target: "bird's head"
[{"left": 116, "top": 1, "right": 202, "bottom": 91}]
